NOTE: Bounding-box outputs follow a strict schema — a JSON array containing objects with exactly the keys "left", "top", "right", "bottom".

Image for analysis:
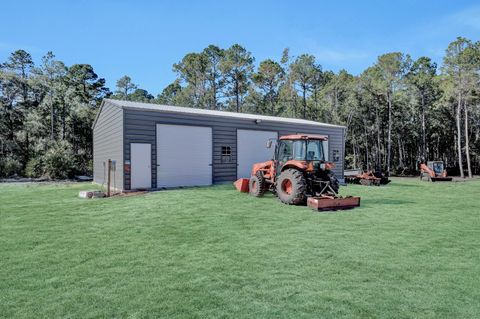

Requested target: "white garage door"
[
  {"left": 156, "top": 124, "right": 212, "bottom": 188},
  {"left": 237, "top": 129, "right": 278, "bottom": 178}
]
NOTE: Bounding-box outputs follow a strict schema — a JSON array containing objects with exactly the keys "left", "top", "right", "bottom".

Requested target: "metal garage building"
[{"left": 93, "top": 99, "right": 346, "bottom": 191}]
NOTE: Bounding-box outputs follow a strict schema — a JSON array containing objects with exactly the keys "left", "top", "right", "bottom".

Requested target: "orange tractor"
[
  {"left": 234, "top": 134, "right": 360, "bottom": 211},
  {"left": 420, "top": 161, "right": 452, "bottom": 182}
]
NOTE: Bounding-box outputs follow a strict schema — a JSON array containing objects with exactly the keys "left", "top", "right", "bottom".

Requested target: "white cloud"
[{"left": 450, "top": 5, "right": 480, "bottom": 30}]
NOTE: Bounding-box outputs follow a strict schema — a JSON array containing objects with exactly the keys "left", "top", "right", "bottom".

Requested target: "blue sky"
[{"left": 1, "top": 0, "right": 479, "bottom": 95}]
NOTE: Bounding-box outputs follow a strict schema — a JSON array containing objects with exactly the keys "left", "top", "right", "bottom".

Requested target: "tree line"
[{"left": 1, "top": 37, "right": 479, "bottom": 178}]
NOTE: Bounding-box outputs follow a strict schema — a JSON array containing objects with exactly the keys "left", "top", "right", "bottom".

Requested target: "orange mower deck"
[
  {"left": 307, "top": 196, "right": 361, "bottom": 211},
  {"left": 234, "top": 178, "right": 361, "bottom": 212}
]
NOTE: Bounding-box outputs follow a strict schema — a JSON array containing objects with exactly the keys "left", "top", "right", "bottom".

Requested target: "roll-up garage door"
[
  {"left": 237, "top": 129, "right": 278, "bottom": 178},
  {"left": 156, "top": 124, "right": 212, "bottom": 187}
]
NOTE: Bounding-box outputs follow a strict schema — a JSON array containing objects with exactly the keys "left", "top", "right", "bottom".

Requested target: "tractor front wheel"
[
  {"left": 276, "top": 169, "right": 306, "bottom": 205},
  {"left": 249, "top": 172, "right": 266, "bottom": 197}
]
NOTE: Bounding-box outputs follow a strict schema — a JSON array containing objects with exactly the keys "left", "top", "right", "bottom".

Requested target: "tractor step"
[{"left": 307, "top": 196, "right": 361, "bottom": 212}]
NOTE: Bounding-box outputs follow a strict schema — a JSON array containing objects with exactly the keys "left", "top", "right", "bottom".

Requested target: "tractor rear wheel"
[
  {"left": 249, "top": 172, "right": 266, "bottom": 197},
  {"left": 276, "top": 169, "right": 306, "bottom": 205}
]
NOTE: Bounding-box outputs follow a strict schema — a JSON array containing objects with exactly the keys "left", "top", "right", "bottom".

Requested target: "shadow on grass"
[
  {"left": 361, "top": 198, "right": 415, "bottom": 207},
  {"left": 390, "top": 183, "right": 422, "bottom": 188}
]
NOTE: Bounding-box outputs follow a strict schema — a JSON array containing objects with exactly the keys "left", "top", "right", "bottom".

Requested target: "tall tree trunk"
[
  {"left": 376, "top": 109, "right": 381, "bottom": 171},
  {"left": 364, "top": 120, "right": 369, "bottom": 171},
  {"left": 387, "top": 92, "right": 392, "bottom": 176},
  {"left": 235, "top": 80, "right": 240, "bottom": 112},
  {"left": 464, "top": 100, "right": 472, "bottom": 178},
  {"left": 212, "top": 65, "right": 217, "bottom": 110},
  {"left": 271, "top": 95, "right": 275, "bottom": 116},
  {"left": 25, "top": 131, "right": 30, "bottom": 164},
  {"left": 397, "top": 134, "right": 404, "bottom": 169},
  {"left": 62, "top": 102, "right": 66, "bottom": 140},
  {"left": 50, "top": 93, "right": 55, "bottom": 141},
  {"left": 302, "top": 87, "right": 307, "bottom": 119},
  {"left": 292, "top": 95, "right": 297, "bottom": 118},
  {"left": 456, "top": 93, "right": 464, "bottom": 178},
  {"left": 421, "top": 93, "right": 426, "bottom": 161},
  {"left": 21, "top": 66, "right": 28, "bottom": 103},
  {"left": 334, "top": 86, "right": 339, "bottom": 121},
  {"left": 212, "top": 80, "right": 217, "bottom": 110},
  {"left": 289, "top": 75, "right": 296, "bottom": 117},
  {"left": 352, "top": 132, "right": 357, "bottom": 168}
]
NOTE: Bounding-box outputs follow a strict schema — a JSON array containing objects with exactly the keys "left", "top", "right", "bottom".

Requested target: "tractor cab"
[
  {"left": 420, "top": 160, "right": 452, "bottom": 182},
  {"left": 267, "top": 135, "right": 331, "bottom": 174},
  {"left": 428, "top": 161, "right": 444, "bottom": 176},
  {"left": 275, "top": 135, "right": 326, "bottom": 162}
]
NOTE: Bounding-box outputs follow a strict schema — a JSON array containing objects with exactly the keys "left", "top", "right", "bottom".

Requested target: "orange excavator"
[
  {"left": 420, "top": 161, "right": 452, "bottom": 182},
  {"left": 234, "top": 134, "right": 360, "bottom": 211}
]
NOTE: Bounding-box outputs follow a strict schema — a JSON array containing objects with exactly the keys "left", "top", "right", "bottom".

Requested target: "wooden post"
[{"left": 107, "top": 159, "right": 112, "bottom": 197}]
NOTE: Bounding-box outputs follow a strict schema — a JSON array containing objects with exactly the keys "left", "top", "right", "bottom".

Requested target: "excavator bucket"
[{"left": 307, "top": 195, "right": 361, "bottom": 212}]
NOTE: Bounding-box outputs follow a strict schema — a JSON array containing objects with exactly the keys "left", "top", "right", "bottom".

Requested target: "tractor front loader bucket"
[
  {"left": 307, "top": 196, "right": 361, "bottom": 212},
  {"left": 234, "top": 178, "right": 250, "bottom": 192}
]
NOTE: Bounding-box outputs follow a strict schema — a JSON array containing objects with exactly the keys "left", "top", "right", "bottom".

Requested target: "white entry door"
[
  {"left": 130, "top": 143, "right": 152, "bottom": 189},
  {"left": 156, "top": 124, "right": 212, "bottom": 188},
  {"left": 237, "top": 129, "right": 278, "bottom": 178}
]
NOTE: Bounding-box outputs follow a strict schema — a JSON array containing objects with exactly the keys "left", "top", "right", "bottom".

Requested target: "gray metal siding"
[
  {"left": 123, "top": 108, "right": 345, "bottom": 190},
  {"left": 93, "top": 101, "right": 124, "bottom": 190}
]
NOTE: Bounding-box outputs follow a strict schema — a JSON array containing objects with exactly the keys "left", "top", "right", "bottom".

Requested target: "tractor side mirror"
[{"left": 266, "top": 140, "right": 273, "bottom": 148}]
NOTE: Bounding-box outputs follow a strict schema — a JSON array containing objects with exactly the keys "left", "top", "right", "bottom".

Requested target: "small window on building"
[
  {"left": 221, "top": 146, "right": 232, "bottom": 163},
  {"left": 222, "top": 146, "right": 231, "bottom": 156},
  {"left": 333, "top": 149, "right": 340, "bottom": 162}
]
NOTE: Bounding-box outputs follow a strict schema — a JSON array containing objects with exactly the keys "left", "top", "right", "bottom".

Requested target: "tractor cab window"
[
  {"left": 306, "top": 141, "right": 323, "bottom": 161},
  {"left": 293, "top": 141, "right": 306, "bottom": 160},
  {"left": 432, "top": 162, "right": 443, "bottom": 174},
  {"left": 277, "top": 139, "right": 325, "bottom": 162},
  {"left": 278, "top": 140, "right": 293, "bottom": 162}
]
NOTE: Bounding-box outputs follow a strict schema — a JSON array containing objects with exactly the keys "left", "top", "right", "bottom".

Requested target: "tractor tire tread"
[
  {"left": 276, "top": 168, "right": 306, "bottom": 205},
  {"left": 249, "top": 173, "right": 266, "bottom": 197}
]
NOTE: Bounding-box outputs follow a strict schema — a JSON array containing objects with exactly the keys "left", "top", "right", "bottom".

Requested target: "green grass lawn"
[{"left": 1, "top": 179, "right": 479, "bottom": 318}]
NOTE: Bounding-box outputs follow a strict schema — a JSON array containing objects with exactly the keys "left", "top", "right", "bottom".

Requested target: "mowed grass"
[{"left": 1, "top": 179, "right": 479, "bottom": 318}]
